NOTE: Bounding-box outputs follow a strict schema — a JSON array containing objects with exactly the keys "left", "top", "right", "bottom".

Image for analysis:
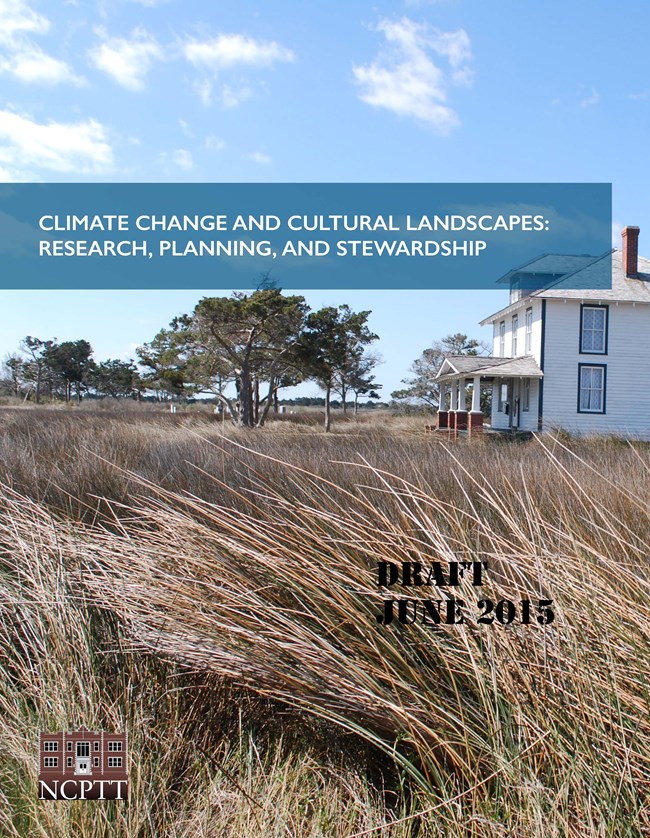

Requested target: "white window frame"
[
  {"left": 499, "top": 321, "right": 505, "bottom": 357},
  {"left": 44, "top": 741, "right": 58, "bottom": 751},
  {"left": 511, "top": 314, "right": 518, "bottom": 356},
  {"left": 108, "top": 756, "right": 123, "bottom": 768},
  {"left": 580, "top": 306, "right": 607, "bottom": 354},
  {"left": 525, "top": 308, "right": 533, "bottom": 354},
  {"left": 44, "top": 757, "right": 58, "bottom": 767},
  {"left": 578, "top": 365, "right": 606, "bottom": 413},
  {"left": 108, "top": 741, "right": 123, "bottom": 752},
  {"left": 522, "top": 378, "right": 530, "bottom": 411}
]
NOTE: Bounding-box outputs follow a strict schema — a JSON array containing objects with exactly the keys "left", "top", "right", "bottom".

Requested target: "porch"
[{"left": 434, "top": 355, "right": 544, "bottom": 436}]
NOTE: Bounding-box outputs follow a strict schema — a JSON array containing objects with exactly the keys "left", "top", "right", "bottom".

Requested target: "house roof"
[
  {"left": 481, "top": 249, "right": 650, "bottom": 325},
  {"left": 496, "top": 253, "right": 597, "bottom": 285},
  {"left": 536, "top": 248, "right": 650, "bottom": 301},
  {"left": 436, "top": 355, "right": 543, "bottom": 380}
]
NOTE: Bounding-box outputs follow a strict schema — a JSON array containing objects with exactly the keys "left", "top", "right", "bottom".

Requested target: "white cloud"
[
  {"left": 173, "top": 148, "right": 193, "bottom": 170},
  {"left": 205, "top": 134, "right": 225, "bottom": 151},
  {"left": 160, "top": 148, "right": 194, "bottom": 171},
  {"left": 0, "top": 0, "right": 83, "bottom": 86},
  {"left": 192, "top": 79, "right": 253, "bottom": 109},
  {"left": 90, "top": 27, "right": 163, "bottom": 91},
  {"left": 247, "top": 150, "right": 271, "bottom": 165},
  {"left": 0, "top": 162, "right": 32, "bottom": 180},
  {"left": 0, "top": 0, "right": 48, "bottom": 45},
  {"left": 184, "top": 32, "right": 294, "bottom": 108},
  {"left": 193, "top": 78, "right": 212, "bottom": 106},
  {"left": 428, "top": 28, "right": 472, "bottom": 84},
  {"left": 353, "top": 17, "right": 473, "bottom": 133},
  {"left": 579, "top": 86, "right": 599, "bottom": 108},
  {"left": 183, "top": 33, "right": 295, "bottom": 70},
  {"left": 2, "top": 44, "right": 84, "bottom": 84},
  {"left": 628, "top": 91, "right": 649, "bottom": 101},
  {"left": 220, "top": 83, "right": 252, "bottom": 108},
  {"left": 0, "top": 109, "right": 113, "bottom": 173}
]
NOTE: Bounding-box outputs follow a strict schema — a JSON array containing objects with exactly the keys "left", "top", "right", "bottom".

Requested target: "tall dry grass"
[
  {"left": 0, "top": 482, "right": 405, "bottom": 837},
  {"left": 1, "top": 407, "right": 650, "bottom": 835}
]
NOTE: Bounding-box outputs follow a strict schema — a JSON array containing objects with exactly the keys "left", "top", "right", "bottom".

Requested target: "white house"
[{"left": 436, "top": 226, "right": 650, "bottom": 437}]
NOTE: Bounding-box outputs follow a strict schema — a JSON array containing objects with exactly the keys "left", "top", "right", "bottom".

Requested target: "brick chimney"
[{"left": 622, "top": 226, "right": 640, "bottom": 278}]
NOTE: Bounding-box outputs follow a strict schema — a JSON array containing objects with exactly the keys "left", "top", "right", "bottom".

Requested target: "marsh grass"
[{"left": 1, "top": 408, "right": 650, "bottom": 835}]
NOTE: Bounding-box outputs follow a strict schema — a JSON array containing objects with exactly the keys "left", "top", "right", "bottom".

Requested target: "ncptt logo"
[{"left": 38, "top": 726, "right": 128, "bottom": 800}]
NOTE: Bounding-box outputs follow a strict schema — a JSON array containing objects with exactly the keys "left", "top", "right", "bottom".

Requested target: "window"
[
  {"left": 510, "top": 280, "right": 521, "bottom": 304},
  {"left": 511, "top": 315, "right": 518, "bottom": 356},
  {"left": 67, "top": 757, "right": 73, "bottom": 767},
  {"left": 580, "top": 305, "right": 608, "bottom": 354},
  {"left": 67, "top": 742, "right": 72, "bottom": 751},
  {"left": 44, "top": 741, "right": 58, "bottom": 752},
  {"left": 525, "top": 308, "right": 533, "bottom": 354},
  {"left": 76, "top": 742, "right": 90, "bottom": 757},
  {"left": 94, "top": 742, "right": 99, "bottom": 751},
  {"left": 497, "top": 382, "right": 508, "bottom": 413},
  {"left": 108, "top": 741, "right": 123, "bottom": 752},
  {"left": 499, "top": 321, "right": 505, "bottom": 357},
  {"left": 523, "top": 378, "right": 530, "bottom": 411},
  {"left": 578, "top": 365, "right": 606, "bottom": 413},
  {"left": 44, "top": 757, "right": 58, "bottom": 768},
  {"left": 94, "top": 757, "right": 100, "bottom": 767},
  {"left": 108, "top": 757, "right": 123, "bottom": 768}
]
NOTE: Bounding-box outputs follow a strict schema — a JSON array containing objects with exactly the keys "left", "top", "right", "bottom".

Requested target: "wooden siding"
[
  {"left": 542, "top": 299, "right": 650, "bottom": 437},
  {"left": 489, "top": 378, "right": 540, "bottom": 431},
  {"left": 488, "top": 298, "right": 543, "bottom": 429},
  {"left": 490, "top": 299, "right": 543, "bottom": 363}
]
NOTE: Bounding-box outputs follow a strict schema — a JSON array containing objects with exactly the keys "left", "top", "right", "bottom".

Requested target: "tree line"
[
  {"left": 391, "top": 332, "right": 491, "bottom": 413},
  {"left": 0, "top": 288, "right": 382, "bottom": 431},
  {"left": 2, "top": 337, "right": 142, "bottom": 404}
]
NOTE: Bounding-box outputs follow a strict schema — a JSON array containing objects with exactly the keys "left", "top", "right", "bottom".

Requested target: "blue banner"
[{"left": 0, "top": 183, "right": 612, "bottom": 290}]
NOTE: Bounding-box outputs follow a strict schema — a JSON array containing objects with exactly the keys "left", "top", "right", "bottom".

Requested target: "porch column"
[
  {"left": 471, "top": 376, "right": 481, "bottom": 412},
  {"left": 449, "top": 380, "right": 458, "bottom": 411},
  {"left": 469, "top": 375, "right": 483, "bottom": 436},
  {"left": 447, "top": 379, "right": 458, "bottom": 433},
  {"left": 437, "top": 383, "right": 449, "bottom": 429},
  {"left": 456, "top": 379, "right": 468, "bottom": 430}
]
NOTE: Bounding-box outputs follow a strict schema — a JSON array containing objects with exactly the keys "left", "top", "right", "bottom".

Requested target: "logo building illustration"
[{"left": 38, "top": 726, "right": 128, "bottom": 800}]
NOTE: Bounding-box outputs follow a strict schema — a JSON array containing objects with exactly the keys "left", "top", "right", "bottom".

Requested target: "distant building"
[{"left": 437, "top": 227, "right": 650, "bottom": 437}]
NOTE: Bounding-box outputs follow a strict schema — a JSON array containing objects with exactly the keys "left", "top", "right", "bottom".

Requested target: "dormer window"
[
  {"left": 509, "top": 279, "right": 521, "bottom": 304},
  {"left": 580, "top": 305, "right": 608, "bottom": 354}
]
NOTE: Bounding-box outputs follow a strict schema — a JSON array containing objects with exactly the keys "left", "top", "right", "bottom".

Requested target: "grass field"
[{"left": 1, "top": 405, "right": 649, "bottom": 836}]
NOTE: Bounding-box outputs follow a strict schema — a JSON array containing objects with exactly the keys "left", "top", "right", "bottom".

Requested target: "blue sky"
[{"left": 0, "top": 0, "right": 648, "bottom": 397}]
